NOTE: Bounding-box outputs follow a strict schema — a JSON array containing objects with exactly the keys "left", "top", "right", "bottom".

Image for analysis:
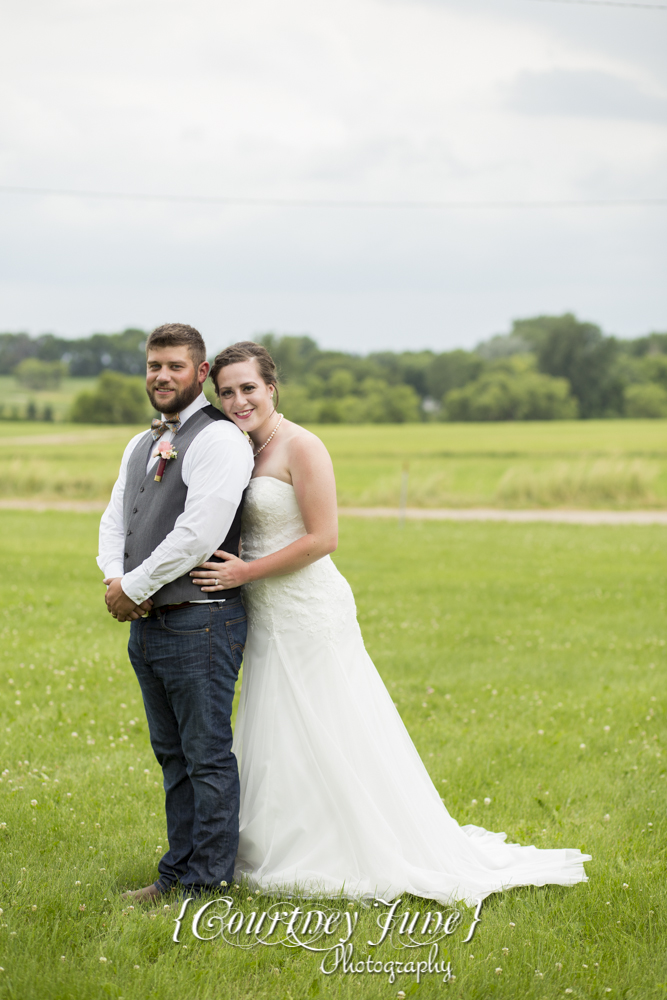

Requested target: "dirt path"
[
  {"left": 2, "top": 498, "right": 667, "bottom": 524},
  {"left": 339, "top": 506, "right": 667, "bottom": 525}
]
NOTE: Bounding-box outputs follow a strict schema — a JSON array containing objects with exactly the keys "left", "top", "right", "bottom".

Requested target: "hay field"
[{"left": 2, "top": 419, "right": 667, "bottom": 508}]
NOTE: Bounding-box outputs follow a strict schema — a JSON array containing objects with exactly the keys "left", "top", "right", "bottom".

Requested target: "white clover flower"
[
  {"left": 99, "top": 957, "right": 107, "bottom": 963},
  {"left": 484, "top": 797, "right": 491, "bottom": 805},
  {"left": 579, "top": 743, "right": 586, "bottom": 750},
  {"left": 30, "top": 800, "right": 37, "bottom": 807}
]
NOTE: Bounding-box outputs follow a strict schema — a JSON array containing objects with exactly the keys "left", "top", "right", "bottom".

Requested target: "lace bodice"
[{"left": 240, "top": 477, "right": 358, "bottom": 639}]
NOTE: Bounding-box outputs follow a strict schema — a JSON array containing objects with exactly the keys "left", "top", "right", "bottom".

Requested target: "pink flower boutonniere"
[{"left": 153, "top": 439, "right": 178, "bottom": 482}]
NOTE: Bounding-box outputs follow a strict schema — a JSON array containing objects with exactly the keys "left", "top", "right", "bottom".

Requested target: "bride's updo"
[{"left": 210, "top": 341, "right": 279, "bottom": 402}]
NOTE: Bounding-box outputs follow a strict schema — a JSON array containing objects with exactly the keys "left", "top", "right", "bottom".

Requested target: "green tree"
[
  {"left": 257, "top": 334, "right": 320, "bottom": 381},
  {"left": 0, "top": 332, "right": 36, "bottom": 373},
  {"left": 624, "top": 383, "right": 667, "bottom": 418},
  {"left": 70, "top": 371, "right": 152, "bottom": 424},
  {"left": 279, "top": 385, "right": 321, "bottom": 424},
  {"left": 426, "top": 350, "right": 485, "bottom": 400},
  {"left": 516, "top": 314, "right": 622, "bottom": 418},
  {"left": 443, "top": 357, "right": 578, "bottom": 421},
  {"left": 14, "top": 358, "right": 68, "bottom": 390}
]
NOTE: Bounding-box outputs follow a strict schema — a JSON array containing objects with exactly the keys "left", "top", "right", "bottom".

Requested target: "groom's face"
[{"left": 146, "top": 345, "right": 209, "bottom": 416}]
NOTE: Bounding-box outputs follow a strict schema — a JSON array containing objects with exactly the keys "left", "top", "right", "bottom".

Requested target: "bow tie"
[{"left": 151, "top": 416, "right": 181, "bottom": 440}]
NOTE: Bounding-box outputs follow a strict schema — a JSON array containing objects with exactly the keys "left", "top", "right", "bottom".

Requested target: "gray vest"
[{"left": 122, "top": 404, "right": 244, "bottom": 607}]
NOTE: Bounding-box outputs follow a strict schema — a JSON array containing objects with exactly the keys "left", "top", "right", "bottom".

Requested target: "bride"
[{"left": 189, "top": 341, "right": 590, "bottom": 905}]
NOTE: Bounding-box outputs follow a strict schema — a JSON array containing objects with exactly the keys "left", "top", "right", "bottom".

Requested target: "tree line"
[{"left": 1, "top": 314, "right": 666, "bottom": 423}]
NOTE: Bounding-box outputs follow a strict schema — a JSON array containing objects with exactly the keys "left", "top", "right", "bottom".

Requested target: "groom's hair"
[{"left": 146, "top": 323, "right": 206, "bottom": 367}]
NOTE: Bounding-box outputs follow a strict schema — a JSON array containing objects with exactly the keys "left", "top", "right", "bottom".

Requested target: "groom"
[{"left": 98, "top": 323, "right": 253, "bottom": 899}]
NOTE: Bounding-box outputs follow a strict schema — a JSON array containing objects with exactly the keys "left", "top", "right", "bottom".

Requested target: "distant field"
[
  {"left": 0, "top": 375, "right": 97, "bottom": 422},
  {"left": 3, "top": 419, "right": 667, "bottom": 508}
]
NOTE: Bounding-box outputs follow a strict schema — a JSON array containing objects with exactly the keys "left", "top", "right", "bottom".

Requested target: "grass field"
[
  {"left": 0, "top": 377, "right": 98, "bottom": 423},
  {"left": 3, "top": 419, "right": 667, "bottom": 508},
  {"left": 0, "top": 511, "right": 664, "bottom": 999}
]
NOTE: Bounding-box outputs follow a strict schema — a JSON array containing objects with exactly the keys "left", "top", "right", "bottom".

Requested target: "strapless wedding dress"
[{"left": 232, "top": 476, "right": 590, "bottom": 903}]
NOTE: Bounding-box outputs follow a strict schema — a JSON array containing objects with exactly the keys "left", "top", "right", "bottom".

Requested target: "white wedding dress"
[{"left": 232, "top": 476, "right": 590, "bottom": 904}]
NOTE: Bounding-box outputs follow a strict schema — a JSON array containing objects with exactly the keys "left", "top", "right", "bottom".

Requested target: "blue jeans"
[{"left": 127, "top": 598, "right": 247, "bottom": 892}]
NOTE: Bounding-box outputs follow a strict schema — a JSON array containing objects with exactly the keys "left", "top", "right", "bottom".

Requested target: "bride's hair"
[{"left": 209, "top": 342, "right": 279, "bottom": 405}]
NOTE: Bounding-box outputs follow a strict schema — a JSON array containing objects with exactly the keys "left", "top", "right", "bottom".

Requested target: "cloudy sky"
[{"left": 1, "top": 0, "right": 665, "bottom": 353}]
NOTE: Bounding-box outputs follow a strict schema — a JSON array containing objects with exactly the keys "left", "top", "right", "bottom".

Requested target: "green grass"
[
  {"left": 3, "top": 419, "right": 667, "bottom": 508},
  {"left": 0, "top": 511, "right": 665, "bottom": 998},
  {"left": 0, "top": 377, "right": 98, "bottom": 422}
]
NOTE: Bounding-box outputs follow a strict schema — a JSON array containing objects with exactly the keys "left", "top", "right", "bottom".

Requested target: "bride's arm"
[{"left": 190, "top": 433, "right": 338, "bottom": 592}]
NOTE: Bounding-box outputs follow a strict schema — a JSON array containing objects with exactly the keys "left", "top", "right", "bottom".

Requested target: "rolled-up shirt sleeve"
[{"left": 120, "top": 423, "right": 253, "bottom": 605}]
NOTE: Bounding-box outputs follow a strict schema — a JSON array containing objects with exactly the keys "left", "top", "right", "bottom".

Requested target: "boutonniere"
[{"left": 153, "top": 439, "right": 178, "bottom": 482}]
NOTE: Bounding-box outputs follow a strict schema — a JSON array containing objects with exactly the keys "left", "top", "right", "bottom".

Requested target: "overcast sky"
[{"left": 1, "top": 0, "right": 665, "bottom": 353}]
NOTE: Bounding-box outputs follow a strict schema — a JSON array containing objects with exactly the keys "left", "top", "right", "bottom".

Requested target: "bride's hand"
[{"left": 190, "top": 550, "right": 250, "bottom": 591}]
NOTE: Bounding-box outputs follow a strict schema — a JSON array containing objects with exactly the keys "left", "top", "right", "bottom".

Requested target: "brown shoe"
[{"left": 121, "top": 883, "right": 164, "bottom": 902}]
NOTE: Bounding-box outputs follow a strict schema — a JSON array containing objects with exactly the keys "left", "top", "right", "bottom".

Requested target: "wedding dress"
[{"left": 232, "top": 476, "right": 590, "bottom": 904}]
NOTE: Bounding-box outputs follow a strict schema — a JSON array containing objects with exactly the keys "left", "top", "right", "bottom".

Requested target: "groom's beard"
[{"left": 147, "top": 373, "right": 201, "bottom": 416}]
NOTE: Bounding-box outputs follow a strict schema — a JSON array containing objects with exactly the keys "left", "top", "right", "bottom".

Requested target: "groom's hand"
[{"left": 104, "top": 578, "right": 152, "bottom": 622}]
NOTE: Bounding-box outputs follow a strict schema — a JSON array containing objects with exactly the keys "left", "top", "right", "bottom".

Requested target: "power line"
[
  {"left": 0, "top": 185, "right": 664, "bottom": 209},
  {"left": 528, "top": 0, "right": 667, "bottom": 8}
]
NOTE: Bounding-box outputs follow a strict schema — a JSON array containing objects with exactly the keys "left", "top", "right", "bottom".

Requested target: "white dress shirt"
[{"left": 97, "top": 392, "right": 253, "bottom": 605}]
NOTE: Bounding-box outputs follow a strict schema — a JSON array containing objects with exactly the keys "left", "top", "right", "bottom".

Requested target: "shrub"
[
  {"left": 70, "top": 371, "right": 151, "bottom": 424},
  {"left": 624, "top": 383, "right": 667, "bottom": 418},
  {"left": 14, "top": 358, "right": 68, "bottom": 390}
]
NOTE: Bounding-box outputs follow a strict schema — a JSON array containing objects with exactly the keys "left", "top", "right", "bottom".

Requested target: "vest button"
[
  {"left": 132, "top": 507, "right": 138, "bottom": 513},
  {"left": 139, "top": 487, "right": 145, "bottom": 492},
  {"left": 127, "top": 530, "right": 132, "bottom": 536},
  {"left": 124, "top": 552, "right": 129, "bottom": 558}
]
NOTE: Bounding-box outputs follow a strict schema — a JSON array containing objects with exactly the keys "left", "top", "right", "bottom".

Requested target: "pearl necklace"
[{"left": 253, "top": 413, "right": 283, "bottom": 458}]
